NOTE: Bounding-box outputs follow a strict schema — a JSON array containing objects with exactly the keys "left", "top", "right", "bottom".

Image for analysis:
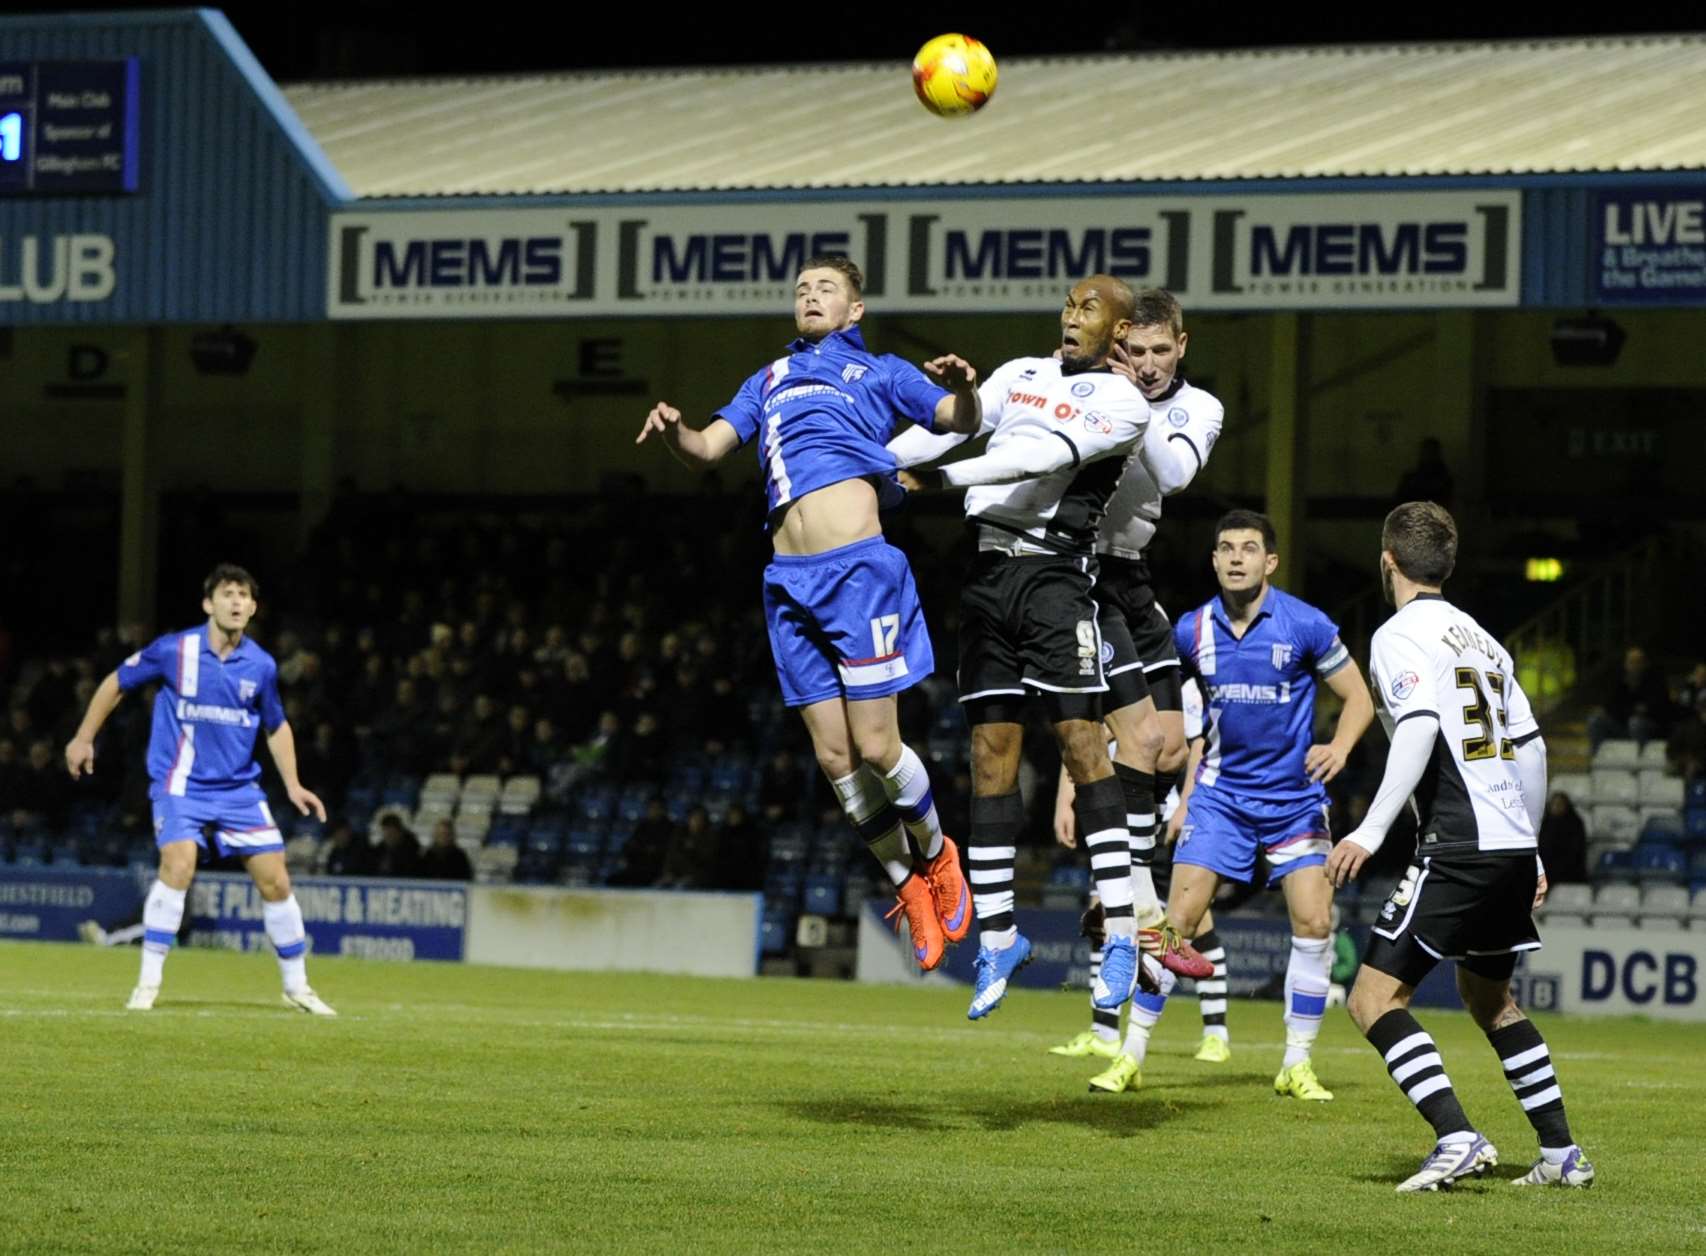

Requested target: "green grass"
[{"left": 3, "top": 941, "right": 1703, "bottom": 1254}]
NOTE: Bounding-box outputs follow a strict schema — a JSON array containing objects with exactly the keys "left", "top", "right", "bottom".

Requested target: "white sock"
[
  {"left": 1129, "top": 865, "right": 1162, "bottom": 924},
  {"left": 832, "top": 770, "right": 911, "bottom": 886},
  {"left": 877, "top": 748, "right": 944, "bottom": 861},
  {"left": 982, "top": 926, "right": 1017, "bottom": 951},
  {"left": 1121, "top": 968, "right": 1177, "bottom": 1065},
  {"left": 1282, "top": 934, "right": 1332, "bottom": 1069},
  {"left": 1540, "top": 1145, "right": 1574, "bottom": 1165},
  {"left": 263, "top": 895, "right": 310, "bottom": 993},
  {"left": 138, "top": 880, "right": 186, "bottom": 988}
]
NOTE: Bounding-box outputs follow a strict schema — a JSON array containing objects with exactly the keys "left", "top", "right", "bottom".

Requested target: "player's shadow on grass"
[{"left": 781, "top": 1092, "right": 1208, "bottom": 1138}]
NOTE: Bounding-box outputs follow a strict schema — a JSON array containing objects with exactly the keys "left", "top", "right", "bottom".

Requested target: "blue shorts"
[
  {"left": 1173, "top": 787, "right": 1330, "bottom": 888},
  {"left": 762, "top": 536, "right": 934, "bottom": 708},
  {"left": 152, "top": 786, "right": 284, "bottom": 857}
]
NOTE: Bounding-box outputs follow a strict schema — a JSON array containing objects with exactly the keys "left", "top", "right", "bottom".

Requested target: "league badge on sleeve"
[{"left": 1390, "top": 671, "right": 1420, "bottom": 701}]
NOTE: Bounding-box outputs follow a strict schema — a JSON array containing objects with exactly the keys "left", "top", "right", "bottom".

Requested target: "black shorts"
[
  {"left": 1360, "top": 852, "right": 1541, "bottom": 987},
  {"left": 1096, "top": 556, "right": 1181, "bottom": 713},
  {"left": 958, "top": 552, "right": 1105, "bottom": 724}
]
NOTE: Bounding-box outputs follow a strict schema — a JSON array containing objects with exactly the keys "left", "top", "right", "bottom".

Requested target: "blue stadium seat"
[
  {"left": 803, "top": 873, "right": 842, "bottom": 917},
  {"left": 1048, "top": 864, "right": 1092, "bottom": 891},
  {"left": 10, "top": 840, "right": 50, "bottom": 867},
  {"left": 1641, "top": 814, "right": 1685, "bottom": 844},
  {"left": 1687, "top": 807, "right": 1706, "bottom": 840},
  {"left": 578, "top": 785, "right": 617, "bottom": 823},
  {"left": 1595, "top": 848, "right": 1635, "bottom": 878},
  {"left": 1692, "top": 850, "right": 1706, "bottom": 881},
  {"left": 770, "top": 822, "right": 810, "bottom": 863},
  {"left": 765, "top": 868, "right": 803, "bottom": 903},
  {"left": 709, "top": 754, "right": 752, "bottom": 795},
  {"left": 603, "top": 821, "right": 635, "bottom": 853},
  {"left": 381, "top": 774, "right": 421, "bottom": 809},
  {"left": 485, "top": 816, "right": 526, "bottom": 847},
  {"left": 617, "top": 788, "right": 653, "bottom": 824},
  {"left": 663, "top": 793, "right": 692, "bottom": 823},
  {"left": 1633, "top": 844, "right": 1686, "bottom": 882},
  {"left": 1687, "top": 778, "right": 1706, "bottom": 808},
  {"left": 760, "top": 907, "right": 793, "bottom": 955},
  {"left": 564, "top": 827, "right": 603, "bottom": 857}
]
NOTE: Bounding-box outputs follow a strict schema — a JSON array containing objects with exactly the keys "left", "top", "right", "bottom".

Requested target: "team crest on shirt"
[
  {"left": 1100, "top": 641, "right": 1115, "bottom": 666},
  {"left": 1271, "top": 644, "right": 1294, "bottom": 669},
  {"left": 1168, "top": 406, "right": 1190, "bottom": 428},
  {"left": 1071, "top": 381, "right": 1096, "bottom": 398},
  {"left": 841, "top": 363, "right": 868, "bottom": 383},
  {"left": 1390, "top": 671, "right": 1420, "bottom": 700},
  {"left": 1083, "top": 410, "right": 1112, "bottom": 434},
  {"left": 239, "top": 679, "right": 258, "bottom": 704}
]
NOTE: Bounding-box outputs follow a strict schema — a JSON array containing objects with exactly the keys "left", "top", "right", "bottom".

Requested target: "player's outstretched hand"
[
  {"left": 65, "top": 738, "right": 95, "bottom": 779},
  {"left": 1304, "top": 742, "right": 1349, "bottom": 784},
  {"left": 1533, "top": 869, "right": 1549, "bottom": 911},
  {"left": 1325, "top": 836, "right": 1372, "bottom": 888},
  {"left": 1164, "top": 806, "right": 1186, "bottom": 846},
  {"left": 636, "top": 402, "right": 681, "bottom": 445},
  {"left": 923, "top": 354, "right": 979, "bottom": 392},
  {"left": 1053, "top": 799, "right": 1077, "bottom": 849},
  {"left": 289, "top": 784, "right": 328, "bottom": 823}
]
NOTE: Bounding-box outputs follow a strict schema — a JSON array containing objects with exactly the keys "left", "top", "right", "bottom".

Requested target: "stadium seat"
[
  {"left": 10, "top": 840, "right": 50, "bottom": 867},
  {"left": 1593, "top": 739, "right": 1642, "bottom": 770},
  {"left": 421, "top": 772, "right": 461, "bottom": 804},
  {"left": 564, "top": 827, "right": 603, "bottom": 857},
  {"left": 1634, "top": 844, "right": 1687, "bottom": 883},
  {"left": 1691, "top": 886, "right": 1706, "bottom": 921},
  {"left": 1640, "top": 740, "right": 1671, "bottom": 769},
  {"left": 485, "top": 816, "right": 526, "bottom": 847},
  {"left": 284, "top": 834, "right": 320, "bottom": 872},
  {"left": 617, "top": 787, "right": 653, "bottom": 824},
  {"left": 1589, "top": 770, "right": 1639, "bottom": 806},
  {"left": 760, "top": 907, "right": 793, "bottom": 956},
  {"left": 381, "top": 775, "right": 422, "bottom": 809},
  {"left": 578, "top": 784, "right": 617, "bottom": 823},
  {"left": 1542, "top": 881, "right": 1593, "bottom": 915},
  {"left": 1594, "top": 848, "right": 1635, "bottom": 878},
  {"left": 453, "top": 813, "right": 491, "bottom": 845},
  {"left": 1686, "top": 808, "right": 1706, "bottom": 841},
  {"left": 1639, "top": 770, "right": 1685, "bottom": 808},
  {"left": 461, "top": 774, "right": 501, "bottom": 806},
  {"left": 1589, "top": 804, "right": 1640, "bottom": 843},
  {"left": 1591, "top": 882, "right": 1641, "bottom": 926},
  {"left": 803, "top": 873, "right": 842, "bottom": 917},
  {"left": 474, "top": 845, "right": 519, "bottom": 883},
  {"left": 499, "top": 775, "right": 541, "bottom": 812},
  {"left": 1688, "top": 777, "right": 1706, "bottom": 808},
  {"left": 1549, "top": 772, "right": 1593, "bottom": 806},
  {"left": 1639, "top": 885, "right": 1691, "bottom": 929},
  {"left": 1638, "top": 809, "right": 1685, "bottom": 843}
]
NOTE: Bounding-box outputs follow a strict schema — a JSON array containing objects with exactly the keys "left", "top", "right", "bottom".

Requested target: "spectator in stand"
[
  {"left": 758, "top": 750, "right": 801, "bottom": 824},
  {"left": 1394, "top": 437, "right": 1455, "bottom": 507},
  {"left": 1665, "top": 691, "right": 1706, "bottom": 782},
  {"left": 297, "top": 722, "right": 353, "bottom": 813},
  {"left": 496, "top": 704, "right": 532, "bottom": 776},
  {"left": 14, "top": 738, "right": 73, "bottom": 832},
  {"left": 348, "top": 653, "right": 391, "bottom": 730},
  {"left": 1588, "top": 646, "right": 1677, "bottom": 750},
  {"left": 527, "top": 717, "right": 564, "bottom": 776},
  {"left": 0, "top": 737, "right": 19, "bottom": 816},
  {"left": 317, "top": 820, "right": 374, "bottom": 877},
  {"left": 372, "top": 813, "right": 422, "bottom": 878},
  {"left": 1673, "top": 661, "right": 1706, "bottom": 718},
  {"left": 658, "top": 806, "right": 719, "bottom": 889},
  {"left": 555, "top": 652, "right": 602, "bottom": 742},
  {"left": 370, "top": 678, "right": 433, "bottom": 775},
  {"left": 449, "top": 694, "right": 505, "bottom": 775},
  {"left": 420, "top": 818, "right": 473, "bottom": 881},
  {"left": 623, "top": 711, "right": 667, "bottom": 783},
  {"left": 715, "top": 802, "right": 766, "bottom": 891},
  {"left": 608, "top": 798, "right": 673, "bottom": 886},
  {"left": 1537, "top": 791, "right": 1589, "bottom": 885}
]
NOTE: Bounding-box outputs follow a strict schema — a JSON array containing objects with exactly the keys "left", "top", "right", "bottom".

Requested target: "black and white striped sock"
[
  {"left": 1367, "top": 1009, "right": 1474, "bottom": 1139},
  {"left": 969, "top": 791, "right": 1024, "bottom": 949},
  {"left": 1488, "top": 1019, "right": 1574, "bottom": 1152},
  {"left": 1113, "top": 764, "right": 1161, "bottom": 921},
  {"left": 1195, "top": 927, "right": 1229, "bottom": 1041},
  {"left": 1087, "top": 947, "right": 1119, "bottom": 1041},
  {"left": 1074, "top": 776, "right": 1135, "bottom": 938}
]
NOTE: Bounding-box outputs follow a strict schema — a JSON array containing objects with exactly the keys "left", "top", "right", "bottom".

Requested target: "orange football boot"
[
  {"left": 886, "top": 873, "right": 947, "bottom": 971},
  {"left": 925, "top": 836, "right": 971, "bottom": 944}
]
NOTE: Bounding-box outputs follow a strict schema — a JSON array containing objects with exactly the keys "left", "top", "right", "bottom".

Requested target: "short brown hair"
[
  {"left": 203, "top": 563, "right": 259, "bottom": 600},
  {"left": 1383, "top": 502, "right": 1457, "bottom": 585},
  {"left": 1131, "top": 288, "right": 1184, "bottom": 336},
  {"left": 798, "top": 255, "right": 862, "bottom": 299},
  {"left": 1215, "top": 509, "right": 1277, "bottom": 552}
]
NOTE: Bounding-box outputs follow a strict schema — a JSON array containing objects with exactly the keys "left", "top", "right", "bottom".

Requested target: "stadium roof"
[{"left": 283, "top": 35, "right": 1706, "bottom": 199}]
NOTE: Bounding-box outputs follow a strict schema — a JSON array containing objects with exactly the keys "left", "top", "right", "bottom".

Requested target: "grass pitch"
[{"left": 4, "top": 941, "right": 1703, "bottom": 1254}]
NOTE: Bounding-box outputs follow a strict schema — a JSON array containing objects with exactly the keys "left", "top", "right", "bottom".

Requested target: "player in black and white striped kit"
[{"left": 1327, "top": 502, "right": 1595, "bottom": 1193}]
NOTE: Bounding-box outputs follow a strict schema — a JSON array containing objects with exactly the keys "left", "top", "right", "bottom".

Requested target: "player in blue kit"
[
  {"left": 1086, "top": 511, "right": 1374, "bottom": 1097},
  {"left": 64, "top": 565, "right": 334, "bottom": 1014},
  {"left": 636, "top": 256, "right": 982, "bottom": 968}
]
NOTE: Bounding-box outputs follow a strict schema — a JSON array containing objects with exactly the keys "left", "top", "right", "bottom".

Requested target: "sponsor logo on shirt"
[
  {"left": 1390, "top": 671, "right": 1420, "bottom": 700},
  {"left": 1210, "top": 681, "right": 1292, "bottom": 704},
  {"left": 1168, "top": 406, "right": 1190, "bottom": 428},
  {"left": 176, "top": 700, "right": 253, "bottom": 728},
  {"left": 1007, "top": 390, "right": 1048, "bottom": 409},
  {"left": 1071, "top": 381, "right": 1096, "bottom": 398}
]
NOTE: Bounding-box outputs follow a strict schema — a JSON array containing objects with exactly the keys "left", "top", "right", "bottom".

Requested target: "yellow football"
[{"left": 912, "top": 33, "right": 997, "bottom": 118}]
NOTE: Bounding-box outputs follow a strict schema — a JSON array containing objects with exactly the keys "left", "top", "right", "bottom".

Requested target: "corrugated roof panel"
[{"left": 282, "top": 36, "right": 1706, "bottom": 196}]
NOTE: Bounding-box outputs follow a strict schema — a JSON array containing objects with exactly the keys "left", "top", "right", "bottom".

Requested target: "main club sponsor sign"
[{"left": 327, "top": 191, "right": 1520, "bottom": 318}]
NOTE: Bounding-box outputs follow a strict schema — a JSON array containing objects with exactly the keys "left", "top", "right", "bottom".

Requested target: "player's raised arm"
[
  {"left": 635, "top": 404, "right": 742, "bottom": 469},
  {"left": 64, "top": 670, "right": 126, "bottom": 778},
  {"left": 923, "top": 354, "right": 982, "bottom": 434}
]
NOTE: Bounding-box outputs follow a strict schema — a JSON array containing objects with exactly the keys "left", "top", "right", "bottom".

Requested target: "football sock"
[
  {"left": 1487, "top": 1019, "right": 1575, "bottom": 1153},
  {"left": 833, "top": 770, "right": 911, "bottom": 887},
  {"left": 138, "top": 880, "right": 186, "bottom": 987},
  {"left": 1114, "top": 764, "right": 1161, "bottom": 921},
  {"left": 1367, "top": 1009, "right": 1474, "bottom": 1139},
  {"left": 1282, "top": 935, "right": 1332, "bottom": 1067},
  {"left": 878, "top": 747, "right": 944, "bottom": 861},
  {"left": 263, "top": 895, "right": 310, "bottom": 993},
  {"left": 1075, "top": 776, "right": 1136, "bottom": 939},
  {"left": 1195, "top": 928, "right": 1230, "bottom": 1041},
  {"left": 1122, "top": 967, "right": 1177, "bottom": 1065},
  {"left": 970, "top": 791, "right": 1023, "bottom": 949}
]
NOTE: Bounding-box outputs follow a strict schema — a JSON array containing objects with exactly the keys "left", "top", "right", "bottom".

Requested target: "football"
[{"left": 912, "top": 33, "right": 998, "bottom": 117}]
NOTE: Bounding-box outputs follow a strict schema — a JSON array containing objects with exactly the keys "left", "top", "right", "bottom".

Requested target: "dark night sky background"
[{"left": 18, "top": 2, "right": 1706, "bottom": 80}]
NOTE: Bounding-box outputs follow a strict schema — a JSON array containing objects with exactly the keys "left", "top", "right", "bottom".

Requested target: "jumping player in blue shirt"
[
  {"left": 64, "top": 564, "right": 335, "bottom": 1015},
  {"left": 1089, "top": 511, "right": 1374, "bottom": 1098},
  {"left": 636, "top": 256, "right": 982, "bottom": 969}
]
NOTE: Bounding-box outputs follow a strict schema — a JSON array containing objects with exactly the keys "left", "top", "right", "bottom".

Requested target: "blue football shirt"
[
  {"left": 1173, "top": 587, "right": 1351, "bottom": 804},
  {"left": 714, "top": 326, "right": 949, "bottom": 517},
  {"left": 116, "top": 626, "right": 286, "bottom": 798}
]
